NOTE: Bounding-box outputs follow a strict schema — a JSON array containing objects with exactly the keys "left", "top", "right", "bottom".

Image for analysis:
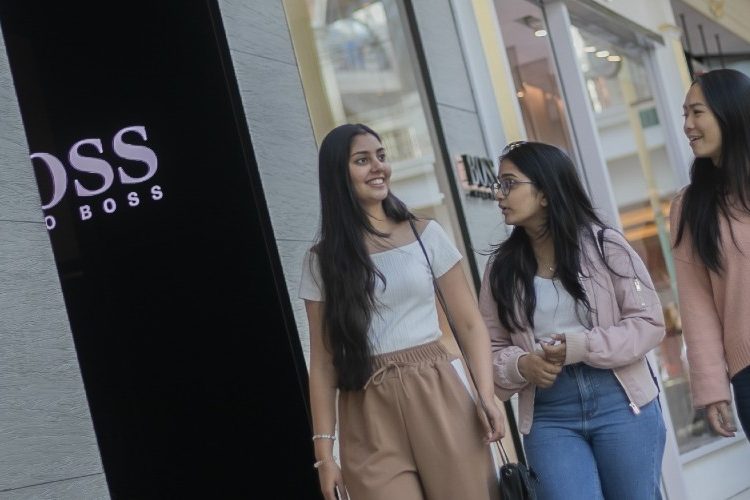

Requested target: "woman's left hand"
[
  {"left": 706, "top": 401, "right": 737, "bottom": 437},
  {"left": 541, "top": 334, "right": 567, "bottom": 366},
  {"left": 480, "top": 397, "right": 506, "bottom": 443}
]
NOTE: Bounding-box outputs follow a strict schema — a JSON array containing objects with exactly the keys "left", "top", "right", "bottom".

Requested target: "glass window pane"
[
  {"left": 570, "top": 23, "right": 723, "bottom": 453},
  {"left": 495, "top": 0, "right": 575, "bottom": 154},
  {"left": 286, "top": 0, "right": 451, "bottom": 224}
]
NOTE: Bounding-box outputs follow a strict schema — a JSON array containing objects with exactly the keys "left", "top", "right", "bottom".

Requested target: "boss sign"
[{"left": 30, "top": 125, "right": 163, "bottom": 230}]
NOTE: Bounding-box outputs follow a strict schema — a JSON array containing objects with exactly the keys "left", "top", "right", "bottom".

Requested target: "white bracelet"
[
  {"left": 312, "top": 433, "right": 336, "bottom": 441},
  {"left": 313, "top": 456, "right": 337, "bottom": 469}
]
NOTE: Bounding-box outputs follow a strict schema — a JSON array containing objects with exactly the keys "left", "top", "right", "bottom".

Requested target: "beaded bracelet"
[
  {"left": 312, "top": 433, "right": 336, "bottom": 441},
  {"left": 313, "top": 456, "right": 337, "bottom": 469}
]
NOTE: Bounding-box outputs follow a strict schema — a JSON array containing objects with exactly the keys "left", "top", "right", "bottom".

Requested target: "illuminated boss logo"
[{"left": 30, "top": 125, "right": 163, "bottom": 230}]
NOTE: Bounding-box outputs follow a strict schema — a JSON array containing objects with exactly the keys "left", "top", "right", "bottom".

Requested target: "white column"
[
  {"left": 646, "top": 351, "right": 690, "bottom": 500},
  {"left": 543, "top": 0, "right": 621, "bottom": 228},
  {"left": 449, "top": 0, "right": 508, "bottom": 159},
  {"left": 644, "top": 24, "right": 693, "bottom": 188}
]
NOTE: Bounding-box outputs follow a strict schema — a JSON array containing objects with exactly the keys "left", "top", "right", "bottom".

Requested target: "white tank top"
[{"left": 532, "top": 276, "right": 585, "bottom": 343}]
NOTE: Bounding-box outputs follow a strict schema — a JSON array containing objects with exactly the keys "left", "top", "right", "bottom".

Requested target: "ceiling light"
[
  {"left": 516, "top": 91, "right": 525, "bottom": 98},
  {"left": 607, "top": 55, "right": 622, "bottom": 62},
  {"left": 534, "top": 29, "right": 547, "bottom": 37},
  {"left": 584, "top": 46, "right": 596, "bottom": 53},
  {"left": 595, "top": 50, "right": 610, "bottom": 58}
]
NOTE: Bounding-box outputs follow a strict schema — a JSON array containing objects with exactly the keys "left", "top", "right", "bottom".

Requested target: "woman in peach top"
[{"left": 671, "top": 68, "right": 750, "bottom": 441}]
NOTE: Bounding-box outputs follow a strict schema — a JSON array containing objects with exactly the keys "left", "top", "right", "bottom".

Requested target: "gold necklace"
[{"left": 539, "top": 262, "right": 555, "bottom": 273}]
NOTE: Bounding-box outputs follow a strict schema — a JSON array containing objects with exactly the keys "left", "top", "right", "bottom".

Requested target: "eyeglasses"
[{"left": 490, "top": 178, "right": 535, "bottom": 198}]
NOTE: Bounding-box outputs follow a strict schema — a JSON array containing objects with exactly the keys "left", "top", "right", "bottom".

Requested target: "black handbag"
[
  {"left": 496, "top": 439, "right": 538, "bottom": 500},
  {"left": 409, "top": 220, "right": 538, "bottom": 500}
]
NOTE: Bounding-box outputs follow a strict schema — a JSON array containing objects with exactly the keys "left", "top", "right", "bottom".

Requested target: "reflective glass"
[
  {"left": 494, "top": 0, "right": 575, "bottom": 154},
  {"left": 286, "top": 0, "right": 449, "bottom": 221},
  {"left": 570, "top": 23, "right": 724, "bottom": 453}
]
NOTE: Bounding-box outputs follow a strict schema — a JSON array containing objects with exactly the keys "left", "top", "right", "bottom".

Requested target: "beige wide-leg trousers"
[{"left": 339, "top": 340, "right": 499, "bottom": 500}]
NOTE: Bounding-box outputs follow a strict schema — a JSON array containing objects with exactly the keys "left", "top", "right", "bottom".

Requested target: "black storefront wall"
[{"left": 0, "top": 1, "right": 320, "bottom": 498}]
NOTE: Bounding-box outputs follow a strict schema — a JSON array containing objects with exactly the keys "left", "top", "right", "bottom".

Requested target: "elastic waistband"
[{"left": 372, "top": 340, "right": 452, "bottom": 369}]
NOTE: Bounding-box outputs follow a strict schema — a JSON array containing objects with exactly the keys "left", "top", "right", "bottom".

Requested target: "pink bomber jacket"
[{"left": 479, "top": 227, "right": 665, "bottom": 434}]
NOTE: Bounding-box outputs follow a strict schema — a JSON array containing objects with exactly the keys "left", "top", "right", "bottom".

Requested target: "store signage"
[
  {"left": 30, "top": 125, "right": 163, "bottom": 230},
  {"left": 457, "top": 154, "right": 496, "bottom": 200}
]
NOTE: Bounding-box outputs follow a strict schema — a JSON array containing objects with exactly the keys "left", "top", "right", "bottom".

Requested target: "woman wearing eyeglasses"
[{"left": 479, "top": 141, "right": 667, "bottom": 499}]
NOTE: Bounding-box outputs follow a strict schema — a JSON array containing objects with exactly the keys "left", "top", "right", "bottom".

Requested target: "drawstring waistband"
[
  {"left": 364, "top": 361, "right": 418, "bottom": 398},
  {"left": 363, "top": 341, "right": 453, "bottom": 398}
]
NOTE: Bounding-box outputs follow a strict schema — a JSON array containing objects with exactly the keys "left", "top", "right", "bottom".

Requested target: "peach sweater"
[{"left": 670, "top": 193, "right": 750, "bottom": 407}]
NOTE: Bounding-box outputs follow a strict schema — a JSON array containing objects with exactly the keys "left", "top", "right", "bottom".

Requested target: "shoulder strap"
[
  {"left": 407, "top": 220, "right": 455, "bottom": 339},
  {"left": 408, "top": 219, "right": 511, "bottom": 461}
]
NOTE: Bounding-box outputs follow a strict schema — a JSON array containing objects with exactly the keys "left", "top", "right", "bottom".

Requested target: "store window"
[
  {"left": 569, "top": 21, "right": 722, "bottom": 454},
  {"left": 494, "top": 0, "right": 574, "bottom": 154},
  {"left": 283, "top": 0, "right": 452, "bottom": 225}
]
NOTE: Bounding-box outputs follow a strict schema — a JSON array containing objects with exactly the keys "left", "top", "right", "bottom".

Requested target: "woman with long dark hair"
[
  {"left": 479, "top": 141, "right": 666, "bottom": 499},
  {"left": 672, "top": 68, "right": 750, "bottom": 441},
  {"left": 300, "top": 123, "right": 504, "bottom": 500}
]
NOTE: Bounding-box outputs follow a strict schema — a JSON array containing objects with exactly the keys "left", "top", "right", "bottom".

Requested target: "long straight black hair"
[
  {"left": 675, "top": 69, "right": 750, "bottom": 273},
  {"left": 488, "top": 142, "right": 608, "bottom": 332},
  {"left": 314, "top": 123, "right": 414, "bottom": 390}
]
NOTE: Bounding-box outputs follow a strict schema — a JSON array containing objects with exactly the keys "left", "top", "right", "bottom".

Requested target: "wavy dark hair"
[
  {"left": 675, "top": 69, "right": 750, "bottom": 272},
  {"left": 488, "top": 142, "right": 613, "bottom": 332},
  {"left": 314, "top": 123, "right": 414, "bottom": 390}
]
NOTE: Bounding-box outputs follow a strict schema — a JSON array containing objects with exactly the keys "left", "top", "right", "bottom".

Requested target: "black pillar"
[{"left": 0, "top": 1, "right": 320, "bottom": 497}]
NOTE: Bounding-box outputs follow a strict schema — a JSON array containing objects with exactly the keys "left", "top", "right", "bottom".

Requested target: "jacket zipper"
[
  {"left": 633, "top": 278, "right": 646, "bottom": 310},
  {"left": 611, "top": 370, "right": 641, "bottom": 415},
  {"left": 591, "top": 273, "right": 643, "bottom": 415},
  {"left": 620, "top": 278, "right": 645, "bottom": 413}
]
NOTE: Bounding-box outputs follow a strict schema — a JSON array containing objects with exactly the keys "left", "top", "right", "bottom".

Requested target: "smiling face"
[
  {"left": 348, "top": 133, "right": 391, "bottom": 209},
  {"left": 683, "top": 83, "right": 723, "bottom": 165},
  {"left": 496, "top": 159, "right": 547, "bottom": 229}
]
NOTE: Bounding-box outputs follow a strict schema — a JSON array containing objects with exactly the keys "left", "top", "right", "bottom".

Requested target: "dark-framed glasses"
[{"left": 490, "top": 178, "right": 535, "bottom": 198}]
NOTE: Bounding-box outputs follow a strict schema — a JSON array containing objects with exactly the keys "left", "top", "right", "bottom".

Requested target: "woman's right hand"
[
  {"left": 518, "top": 353, "right": 562, "bottom": 388},
  {"left": 318, "top": 461, "right": 348, "bottom": 500}
]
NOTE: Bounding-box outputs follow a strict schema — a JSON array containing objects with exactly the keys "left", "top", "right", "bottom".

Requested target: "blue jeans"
[
  {"left": 732, "top": 365, "right": 750, "bottom": 440},
  {"left": 523, "top": 364, "right": 666, "bottom": 500}
]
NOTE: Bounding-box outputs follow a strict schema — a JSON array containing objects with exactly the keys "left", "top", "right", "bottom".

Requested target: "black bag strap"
[{"left": 408, "top": 219, "right": 512, "bottom": 464}]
